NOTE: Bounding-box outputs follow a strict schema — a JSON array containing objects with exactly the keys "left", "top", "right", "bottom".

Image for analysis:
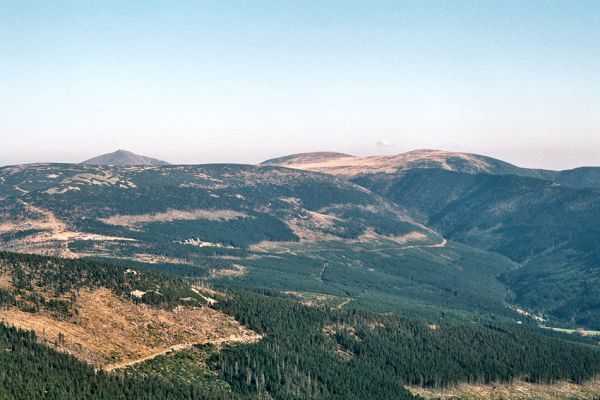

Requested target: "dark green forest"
[
  {"left": 353, "top": 168, "right": 600, "bottom": 328},
  {"left": 211, "top": 290, "right": 600, "bottom": 399},
  {"left": 0, "top": 254, "right": 600, "bottom": 399}
]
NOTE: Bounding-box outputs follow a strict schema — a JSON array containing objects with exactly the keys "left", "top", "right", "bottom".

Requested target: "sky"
[{"left": 1, "top": 1, "right": 599, "bottom": 169}]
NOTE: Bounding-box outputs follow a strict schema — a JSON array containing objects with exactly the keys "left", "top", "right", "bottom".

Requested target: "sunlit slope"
[
  {"left": 263, "top": 149, "right": 536, "bottom": 178},
  {"left": 263, "top": 149, "right": 600, "bottom": 189},
  {"left": 0, "top": 252, "right": 259, "bottom": 369},
  {"left": 0, "top": 163, "right": 434, "bottom": 252}
]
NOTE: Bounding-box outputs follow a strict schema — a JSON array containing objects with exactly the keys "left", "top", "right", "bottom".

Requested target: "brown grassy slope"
[{"left": 0, "top": 288, "right": 260, "bottom": 369}]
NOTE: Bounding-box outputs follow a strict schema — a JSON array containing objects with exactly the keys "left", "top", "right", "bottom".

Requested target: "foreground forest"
[{"left": 0, "top": 253, "right": 599, "bottom": 399}]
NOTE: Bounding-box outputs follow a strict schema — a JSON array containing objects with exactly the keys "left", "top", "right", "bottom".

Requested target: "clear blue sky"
[{"left": 1, "top": 1, "right": 599, "bottom": 169}]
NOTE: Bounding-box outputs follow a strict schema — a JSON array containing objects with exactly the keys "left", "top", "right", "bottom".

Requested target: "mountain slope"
[
  {"left": 0, "top": 163, "right": 519, "bottom": 320},
  {"left": 548, "top": 167, "right": 600, "bottom": 189},
  {"left": 4, "top": 253, "right": 600, "bottom": 399},
  {"left": 82, "top": 149, "right": 170, "bottom": 166},
  {"left": 0, "top": 252, "right": 258, "bottom": 369},
  {"left": 0, "top": 322, "right": 247, "bottom": 400},
  {"left": 264, "top": 150, "right": 600, "bottom": 327},
  {"left": 0, "top": 163, "right": 435, "bottom": 252},
  {"left": 262, "top": 151, "right": 353, "bottom": 165},
  {"left": 354, "top": 168, "right": 600, "bottom": 328}
]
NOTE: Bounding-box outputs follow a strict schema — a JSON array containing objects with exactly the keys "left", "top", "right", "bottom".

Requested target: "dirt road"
[{"left": 105, "top": 333, "right": 262, "bottom": 371}]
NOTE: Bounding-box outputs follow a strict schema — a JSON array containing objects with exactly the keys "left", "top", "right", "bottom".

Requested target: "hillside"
[
  {"left": 1, "top": 253, "right": 600, "bottom": 399},
  {"left": 264, "top": 150, "right": 600, "bottom": 328},
  {"left": 0, "top": 162, "right": 436, "bottom": 254},
  {"left": 547, "top": 167, "right": 600, "bottom": 189},
  {"left": 262, "top": 149, "right": 544, "bottom": 179},
  {"left": 3, "top": 160, "right": 600, "bottom": 358},
  {"left": 81, "top": 149, "right": 170, "bottom": 166},
  {"left": 353, "top": 168, "right": 600, "bottom": 328},
  {"left": 0, "top": 162, "right": 523, "bottom": 321},
  {"left": 0, "top": 323, "right": 254, "bottom": 400},
  {"left": 0, "top": 252, "right": 259, "bottom": 369},
  {"left": 211, "top": 290, "right": 600, "bottom": 399},
  {"left": 262, "top": 151, "right": 353, "bottom": 165}
]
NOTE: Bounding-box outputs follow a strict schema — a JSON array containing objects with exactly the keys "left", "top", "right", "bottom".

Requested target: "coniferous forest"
[
  {"left": 1, "top": 252, "right": 600, "bottom": 399},
  {"left": 211, "top": 290, "right": 600, "bottom": 399}
]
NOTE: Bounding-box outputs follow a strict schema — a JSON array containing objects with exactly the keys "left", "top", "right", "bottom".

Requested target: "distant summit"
[
  {"left": 261, "top": 149, "right": 542, "bottom": 178},
  {"left": 81, "top": 150, "right": 170, "bottom": 166},
  {"left": 262, "top": 148, "right": 600, "bottom": 189},
  {"left": 261, "top": 152, "right": 353, "bottom": 166}
]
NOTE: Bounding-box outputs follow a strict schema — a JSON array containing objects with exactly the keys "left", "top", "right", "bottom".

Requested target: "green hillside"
[{"left": 353, "top": 169, "right": 600, "bottom": 328}]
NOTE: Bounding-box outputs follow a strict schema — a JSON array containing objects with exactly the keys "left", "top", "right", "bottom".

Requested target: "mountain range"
[
  {"left": 2, "top": 148, "right": 600, "bottom": 399},
  {"left": 2, "top": 148, "right": 600, "bottom": 328}
]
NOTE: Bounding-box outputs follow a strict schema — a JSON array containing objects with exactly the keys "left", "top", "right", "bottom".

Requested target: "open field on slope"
[
  {"left": 99, "top": 208, "right": 247, "bottom": 228},
  {"left": 540, "top": 325, "right": 600, "bottom": 338},
  {"left": 282, "top": 290, "right": 351, "bottom": 308},
  {"left": 0, "top": 288, "right": 260, "bottom": 369},
  {"left": 0, "top": 252, "right": 261, "bottom": 370},
  {"left": 409, "top": 378, "right": 600, "bottom": 400}
]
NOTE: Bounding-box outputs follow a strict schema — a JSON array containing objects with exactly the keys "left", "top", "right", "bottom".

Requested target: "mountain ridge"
[{"left": 262, "top": 149, "right": 600, "bottom": 189}]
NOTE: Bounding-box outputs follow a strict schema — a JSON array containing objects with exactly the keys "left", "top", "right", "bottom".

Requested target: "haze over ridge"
[{"left": 2, "top": 1, "right": 599, "bottom": 168}]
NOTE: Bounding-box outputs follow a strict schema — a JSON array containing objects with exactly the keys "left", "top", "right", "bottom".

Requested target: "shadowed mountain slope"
[{"left": 354, "top": 168, "right": 600, "bottom": 328}]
